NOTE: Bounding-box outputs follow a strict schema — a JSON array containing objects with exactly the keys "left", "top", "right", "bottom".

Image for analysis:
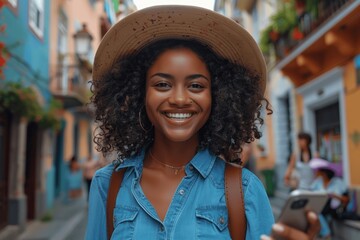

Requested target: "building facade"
[
  {"left": 0, "top": 0, "right": 52, "bottom": 234},
  {"left": 215, "top": 0, "right": 360, "bottom": 191},
  {"left": 0, "top": 0, "right": 118, "bottom": 238}
]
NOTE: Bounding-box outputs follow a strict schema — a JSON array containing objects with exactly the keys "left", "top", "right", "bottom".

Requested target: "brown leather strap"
[
  {"left": 106, "top": 168, "right": 126, "bottom": 240},
  {"left": 225, "top": 164, "right": 247, "bottom": 240}
]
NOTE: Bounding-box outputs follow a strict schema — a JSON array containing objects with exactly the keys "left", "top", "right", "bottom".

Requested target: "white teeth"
[{"left": 165, "top": 113, "right": 193, "bottom": 119}]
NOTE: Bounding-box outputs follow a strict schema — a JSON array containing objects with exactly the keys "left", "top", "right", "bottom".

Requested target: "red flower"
[
  {"left": 0, "top": 1, "right": 6, "bottom": 9},
  {"left": 292, "top": 27, "right": 304, "bottom": 40},
  {"left": 0, "top": 56, "right": 6, "bottom": 67}
]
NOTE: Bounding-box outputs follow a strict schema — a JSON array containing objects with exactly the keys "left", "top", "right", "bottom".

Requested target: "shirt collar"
[
  {"left": 190, "top": 149, "right": 217, "bottom": 178},
  {"left": 114, "top": 149, "right": 145, "bottom": 171},
  {"left": 114, "top": 148, "right": 217, "bottom": 179}
]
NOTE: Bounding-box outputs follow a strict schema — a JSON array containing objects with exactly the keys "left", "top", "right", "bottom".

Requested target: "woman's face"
[
  {"left": 145, "top": 47, "right": 211, "bottom": 143},
  {"left": 298, "top": 138, "right": 309, "bottom": 150}
]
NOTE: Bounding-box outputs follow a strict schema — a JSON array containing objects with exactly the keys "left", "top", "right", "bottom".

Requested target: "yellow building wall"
[
  {"left": 78, "top": 119, "right": 90, "bottom": 161},
  {"left": 256, "top": 91, "right": 276, "bottom": 171},
  {"left": 343, "top": 61, "right": 360, "bottom": 186},
  {"left": 63, "top": 111, "right": 74, "bottom": 162},
  {"left": 295, "top": 92, "right": 304, "bottom": 131}
]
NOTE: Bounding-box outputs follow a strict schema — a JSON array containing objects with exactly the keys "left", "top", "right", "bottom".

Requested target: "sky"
[{"left": 133, "top": 0, "right": 215, "bottom": 10}]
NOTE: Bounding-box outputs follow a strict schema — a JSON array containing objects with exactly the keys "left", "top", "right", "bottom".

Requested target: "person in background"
[
  {"left": 68, "top": 156, "right": 83, "bottom": 199},
  {"left": 284, "top": 132, "right": 315, "bottom": 190},
  {"left": 310, "top": 158, "right": 347, "bottom": 239},
  {"left": 83, "top": 155, "right": 99, "bottom": 200}
]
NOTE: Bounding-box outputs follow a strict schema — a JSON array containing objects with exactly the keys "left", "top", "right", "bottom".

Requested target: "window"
[
  {"left": 7, "top": 0, "right": 18, "bottom": 8},
  {"left": 29, "top": 0, "right": 44, "bottom": 38},
  {"left": 315, "top": 102, "right": 342, "bottom": 162},
  {"left": 57, "top": 11, "right": 68, "bottom": 92}
]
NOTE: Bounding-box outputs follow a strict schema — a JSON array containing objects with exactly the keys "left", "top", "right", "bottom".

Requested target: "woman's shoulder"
[
  {"left": 212, "top": 158, "right": 265, "bottom": 192},
  {"left": 93, "top": 163, "right": 114, "bottom": 181}
]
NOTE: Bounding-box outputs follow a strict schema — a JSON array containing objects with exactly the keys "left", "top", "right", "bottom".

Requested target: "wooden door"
[
  {"left": 25, "top": 122, "right": 38, "bottom": 220},
  {"left": 0, "top": 112, "right": 11, "bottom": 230}
]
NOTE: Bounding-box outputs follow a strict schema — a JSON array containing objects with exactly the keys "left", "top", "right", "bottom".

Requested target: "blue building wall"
[
  {"left": 2, "top": 1, "right": 56, "bottom": 211},
  {"left": 1, "top": 1, "right": 51, "bottom": 102}
]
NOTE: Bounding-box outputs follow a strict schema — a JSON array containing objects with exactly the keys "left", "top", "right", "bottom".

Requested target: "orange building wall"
[
  {"left": 49, "top": 0, "right": 104, "bottom": 91},
  {"left": 343, "top": 61, "right": 360, "bottom": 186},
  {"left": 256, "top": 92, "right": 276, "bottom": 171},
  {"left": 63, "top": 111, "right": 75, "bottom": 162},
  {"left": 78, "top": 120, "right": 90, "bottom": 161},
  {"left": 295, "top": 93, "right": 304, "bottom": 131}
]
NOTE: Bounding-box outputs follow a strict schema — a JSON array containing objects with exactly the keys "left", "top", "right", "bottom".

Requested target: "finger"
[
  {"left": 271, "top": 223, "right": 308, "bottom": 240},
  {"left": 306, "top": 211, "right": 321, "bottom": 238},
  {"left": 260, "top": 234, "right": 274, "bottom": 240}
]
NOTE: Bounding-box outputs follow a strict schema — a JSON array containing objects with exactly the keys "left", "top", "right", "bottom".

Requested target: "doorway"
[
  {"left": 0, "top": 112, "right": 11, "bottom": 230},
  {"left": 315, "top": 102, "right": 342, "bottom": 162},
  {"left": 25, "top": 122, "right": 40, "bottom": 220}
]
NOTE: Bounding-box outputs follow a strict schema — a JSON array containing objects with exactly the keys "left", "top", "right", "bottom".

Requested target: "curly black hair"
[{"left": 91, "top": 38, "right": 272, "bottom": 163}]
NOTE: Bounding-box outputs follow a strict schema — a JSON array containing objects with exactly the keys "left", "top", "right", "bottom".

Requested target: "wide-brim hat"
[
  {"left": 309, "top": 158, "right": 343, "bottom": 177},
  {"left": 93, "top": 5, "right": 267, "bottom": 93}
]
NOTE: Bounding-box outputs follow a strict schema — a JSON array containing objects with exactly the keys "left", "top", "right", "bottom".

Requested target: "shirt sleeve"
[
  {"left": 243, "top": 170, "right": 275, "bottom": 240},
  {"left": 85, "top": 169, "right": 110, "bottom": 240}
]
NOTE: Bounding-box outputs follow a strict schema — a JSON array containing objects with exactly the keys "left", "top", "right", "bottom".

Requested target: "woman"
[
  {"left": 86, "top": 5, "right": 319, "bottom": 240},
  {"left": 284, "top": 132, "right": 315, "bottom": 190},
  {"left": 310, "top": 158, "right": 347, "bottom": 238}
]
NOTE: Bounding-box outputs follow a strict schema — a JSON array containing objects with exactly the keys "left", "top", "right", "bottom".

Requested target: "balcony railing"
[
  {"left": 53, "top": 58, "right": 92, "bottom": 109},
  {"left": 264, "top": 0, "right": 353, "bottom": 61}
]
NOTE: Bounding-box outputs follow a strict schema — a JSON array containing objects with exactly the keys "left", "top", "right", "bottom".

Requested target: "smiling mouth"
[{"left": 162, "top": 112, "right": 196, "bottom": 120}]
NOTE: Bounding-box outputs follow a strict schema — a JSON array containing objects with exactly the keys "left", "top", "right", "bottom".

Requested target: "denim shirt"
[{"left": 86, "top": 149, "right": 274, "bottom": 239}]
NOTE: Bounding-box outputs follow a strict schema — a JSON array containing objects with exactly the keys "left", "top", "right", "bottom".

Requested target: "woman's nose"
[{"left": 169, "top": 87, "right": 191, "bottom": 107}]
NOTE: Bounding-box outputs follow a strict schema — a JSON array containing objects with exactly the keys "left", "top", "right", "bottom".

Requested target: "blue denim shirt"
[{"left": 86, "top": 149, "right": 274, "bottom": 239}]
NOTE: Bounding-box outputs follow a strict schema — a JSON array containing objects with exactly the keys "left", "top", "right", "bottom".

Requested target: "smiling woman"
[{"left": 86, "top": 5, "right": 321, "bottom": 240}]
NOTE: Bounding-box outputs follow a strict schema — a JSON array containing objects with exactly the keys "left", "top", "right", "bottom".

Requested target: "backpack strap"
[
  {"left": 106, "top": 164, "right": 246, "bottom": 240},
  {"left": 106, "top": 167, "right": 126, "bottom": 240},
  {"left": 225, "top": 163, "right": 247, "bottom": 240}
]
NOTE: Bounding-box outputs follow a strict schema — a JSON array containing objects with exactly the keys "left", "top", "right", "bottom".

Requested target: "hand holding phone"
[{"left": 276, "top": 190, "right": 328, "bottom": 232}]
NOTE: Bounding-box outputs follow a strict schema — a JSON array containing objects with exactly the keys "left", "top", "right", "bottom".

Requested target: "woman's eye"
[
  {"left": 154, "top": 82, "right": 171, "bottom": 89},
  {"left": 189, "top": 83, "right": 204, "bottom": 89}
]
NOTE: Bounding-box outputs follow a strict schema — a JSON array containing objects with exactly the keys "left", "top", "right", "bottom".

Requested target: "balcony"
[
  {"left": 261, "top": 0, "right": 360, "bottom": 86},
  {"left": 52, "top": 58, "right": 92, "bottom": 109},
  {"left": 52, "top": 24, "right": 93, "bottom": 109}
]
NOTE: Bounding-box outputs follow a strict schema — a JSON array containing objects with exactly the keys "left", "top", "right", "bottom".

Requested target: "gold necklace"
[{"left": 148, "top": 149, "right": 186, "bottom": 175}]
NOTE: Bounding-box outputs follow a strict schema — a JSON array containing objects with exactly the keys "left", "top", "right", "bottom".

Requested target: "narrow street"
[{"left": 67, "top": 211, "right": 88, "bottom": 240}]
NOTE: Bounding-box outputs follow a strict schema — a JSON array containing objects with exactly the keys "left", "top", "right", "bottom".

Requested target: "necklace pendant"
[{"left": 174, "top": 169, "right": 179, "bottom": 175}]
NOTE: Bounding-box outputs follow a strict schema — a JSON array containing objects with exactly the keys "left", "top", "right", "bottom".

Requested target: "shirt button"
[
  {"left": 219, "top": 216, "right": 225, "bottom": 224},
  {"left": 189, "top": 165, "right": 194, "bottom": 171},
  {"left": 179, "top": 189, "right": 185, "bottom": 195},
  {"left": 160, "top": 226, "right": 165, "bottom": 232}
]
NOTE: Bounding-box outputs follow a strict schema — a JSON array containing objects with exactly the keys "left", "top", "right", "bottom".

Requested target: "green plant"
[
  {"left": 259, "top": 0, "right": 298, "bottom": 58},
  {"left": 0, "top": 82, "right": 62, "bottom": 130},
  {"left": 40, "top": 211, "right": 53, "bottom": 222},
  {"left": 259, "top": 26, "right": 273, "bottom": 55},
  {"left": 0, "top": 82, "right": 42, "bottom": 119},
  {"left": 270, "top": 2, "right": 297, "bottom": 34},
  {"left": 38, "top": 98, "right": 63, "bottom": 131}
]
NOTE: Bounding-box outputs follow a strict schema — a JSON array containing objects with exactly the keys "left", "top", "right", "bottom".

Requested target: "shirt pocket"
[
  {"left": 111, "top": 205, "right": 139, "bottom": 240},
  {"left": 195, "top": 205, "right": 231, "bottom": 239}
]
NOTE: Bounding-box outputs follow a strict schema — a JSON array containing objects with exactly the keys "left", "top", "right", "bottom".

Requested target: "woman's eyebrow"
[
  {"left": 149, "top": 72, "right": 174, "bottom": 80},
  {"left": 149, "top": 72, "right": 209, "bottom": 81},
  {"left": 186, "top": 74, "right": 209, "bottom": 81}
]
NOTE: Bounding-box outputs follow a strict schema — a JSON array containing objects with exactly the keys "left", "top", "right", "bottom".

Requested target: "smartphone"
[{"left": 276, "top": 190, "right": 329, "bottom": 232}]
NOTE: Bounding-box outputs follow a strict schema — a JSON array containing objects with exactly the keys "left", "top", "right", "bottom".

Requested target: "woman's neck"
[{"left": 150, "top": 135, "right": 199, "bottom": 167}]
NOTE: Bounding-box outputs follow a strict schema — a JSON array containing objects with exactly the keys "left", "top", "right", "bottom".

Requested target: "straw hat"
[{"left": 93, "top": 5, "right": 267, "bottom": 92}]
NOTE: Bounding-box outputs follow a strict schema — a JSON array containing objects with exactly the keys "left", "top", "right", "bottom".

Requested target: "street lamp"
[{"left": 73, "top": 23, "right": 93, "bottom": 59}]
